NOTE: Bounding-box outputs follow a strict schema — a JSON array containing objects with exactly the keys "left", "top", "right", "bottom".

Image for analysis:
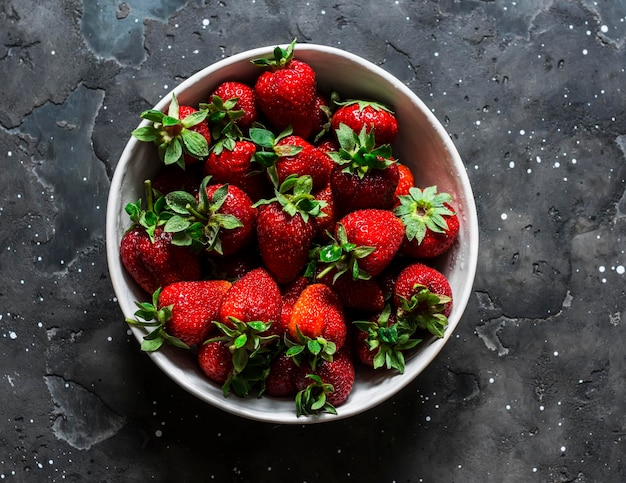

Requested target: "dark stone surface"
[{"left": 1, "top": 0, "right": 625, "bottom": 481}]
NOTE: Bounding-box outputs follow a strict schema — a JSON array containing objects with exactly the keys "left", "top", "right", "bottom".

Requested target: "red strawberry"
[
  {"left": 280, "top": 276, "right": 310, "bottom": 330},
  {"left": 265, "top": 352, "right": 299, "bottom": 398},
  {"left": 217, "top": 267, "right": 283, "bottom": 336},
  {"left": 132, "top": 93, "right": 210, "bottom": 168},
  {"left": 393, "top": 163, "right": 415, "bottom": 208},
  {"left": 274, "top": 135, "right": 332, "bottom": 191},
  {"left": 336, "top": 209, "right": 404, "bottom": 277},
  {"left": 294, "top": 349, "right": 355, "bottom": 414},
  {"left": 255, "top": 175, "right": 325, "bottom": 284},
  {"left": 203, "top": 139, "right": 269, "bottom": 201},
  {"left": 318, "top": 270, "right": 385, "bottom": 313},
  {"left": 158, "top": 280, "right": 232, "bottom": 345},
  {"left": 331, "top": 99, "right": 399, "bottom": 147},
  {"left": 203, "top": 182, "right": 257, "bottom": 256},
  {"left": 353, "top": 305, "right": 421, "bottom": 372},
  {"left": 311, "top": 183, "right": 337, "bottom": 240},
  {"left": 329, "top": 123, "right": 399, "bottom": 213},
  {"left": 121, "top": 182, "right": 202, "bottom": 295},
  {"left": 394, "top": 186, "right": 460, "bottom": 259},
  {"left": 287, "top": 283, "right": 347, "bottom": 351},
  {"left": 252, "top": 40, "right": 317, "bottom": 138},
  {"left": 310, "top": 94, "right": 332, "bottom": 141},
  {"left": 198, "top": 340, "right": 233, "bottom": 385},
  {"left": 208, "top": 81, "right": 258, "bottom": 129},
  {"left": 393, "top": 262, "right": 453, "bottom": 338}
]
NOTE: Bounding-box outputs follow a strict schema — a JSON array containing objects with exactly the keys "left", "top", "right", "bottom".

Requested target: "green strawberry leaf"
[
  {"left": 181, "top": 129, "right": 209, "bottom": 158},
  {"left": 131, "top": 125, "right": 160, "bottom": 142},
  {"left": 163, "top": 138, "right": 183, "bottom": 166}
]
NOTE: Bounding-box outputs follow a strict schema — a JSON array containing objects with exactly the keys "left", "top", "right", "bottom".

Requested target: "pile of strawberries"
[{"left": 121, "top": 41, "right": 460, "bottom": 417}]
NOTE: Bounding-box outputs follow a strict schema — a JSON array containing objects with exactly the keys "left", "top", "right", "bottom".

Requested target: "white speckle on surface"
[
  {"left": 600, "top": 25, "right": 609, "bottom": 33},
  {"left": 583, "top": 49, "right": 588, "bottom": 55},
  {"left": 554, "top": 351, "right": 559, "bottom": 357},
  {"left": 501, "top": 213, "right": 508, "bottom": 220},
  {"left": 202, "top": 18, "right": 209, "bottom": 26},
  {"left": 509, "top": 161, "right": 515, "bottom": 168},
  {"left": 155, "top": 430, "right": 163, "bottom": 437},
  {"left": 506, "top": 404, "right": 511, "bottom": 410},
  {"left": 561, "top": 446, "right": 566, "bottom": 453},
  {"left": 616, "top": 265, "right": 625, "bottom": 275},
  {"left": 519, "top": 129, "right": 526, "bottom": 135},
  {"left": 599, "top": 265, "right": 606, "bottom": 273},
  {"left": 489, "top": 377, "right": 495, "bottom": 383},
  {"left": 9, "top": 331, "right": 17, "bottom": 340}
]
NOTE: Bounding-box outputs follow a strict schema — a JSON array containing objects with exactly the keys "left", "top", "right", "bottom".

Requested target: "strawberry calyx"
[
  {"left": 124, "top": 179, "right": 173, "bottom": 243},
  {"left": 393, "top": 186, "right": 455, "bottom": 244},
  {"left": 295, "top": 374, "right": 338, "bottom": 417},
  {"left": 250, "top": 38, "right": 297, "bottom": 71},
  {"left": 253, "top": 174, "right": 327, "bottom": 223},
  {"left": 285, "top": 326, "right": 336, "bottom": 372},
  {"left": 353, "top": 305, "right": 422, "bottom": 373},
  {"left": 132, "top": 93, "right": 210, "bottom": 168},
  {"left": 334, "top": 98, "right": 395, "bottom": 114},
  {"left": 249, "top": 126, "right": 303, "bottom": 187},
  {"left": 328, "top": 123, "right": 395, "bottom": 179},
  {"left": 205, "top": 317, "right": 279, "bottom": 397},
  {"left": 397, "top": 284, "right": 452, "bottom": 338},
  {"left": 163, "top": 176, "right": 244, "bottom": 254},
  {"left": 124, "top": 287, "right": 190, "bottom": 352},
  {"left": 307, "top": 223, "right": 376, "bottom": 282},
  {"left": 199, "top": 95, "right": 245, "bottom": 154}
]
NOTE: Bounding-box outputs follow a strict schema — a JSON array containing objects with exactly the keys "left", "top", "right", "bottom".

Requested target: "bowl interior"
[{"left": 106, "top": 44, "right": 479, "bottom": 424}]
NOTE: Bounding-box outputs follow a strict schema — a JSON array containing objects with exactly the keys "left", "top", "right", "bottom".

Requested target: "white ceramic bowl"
[{"left": 106, "top": 44, "right": 479, "bottom": 424}]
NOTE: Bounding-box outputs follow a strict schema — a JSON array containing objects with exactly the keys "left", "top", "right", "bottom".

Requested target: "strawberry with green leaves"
[
  {"left": 120, "top": 180, "right": 201, "bottom": 294},
  {"left": 294, "top": 349, "right": 355, "bottom": 416},
  {"left": 207, "top": 80, "right": 258, "bottom": 130},
  {"left": 393, "top": 163, "right": 415, "bottom": 208},
  {"left": 125, "top": 280, "right": 231, "bottom": 350},
  {"left": 254, "top": 175, "right": 327, "bottom": 284},
  {"left": 217, "top": 267, "right": 284, "bottom": 337},
  {"left": 252, "top": 39, "right": 317, "bottom": 139},
  {"left": 132, "top": 93, "right": 210, "bottom": 168},
  {"left": 250, "top": 126, "right": 332, "bottom": 191},
  {"left": 163, "top": 176, "right": 256, "bottom": 257},
  {"left": 394, "top": 186, "right": 460, "bottom": 259},
  {"left": 331, "top": 98, "right": 399, "bottom": 147},
  {"left": 353, "top": 305, "right": 422, "bottom": 373},
  {"left": 329, "top": 123, "right": 400, "bottom": 213},
  {"left": 393, "top": 262, "right": 453, "bottom": 338},
  {"left": 203, "top": 139, "right": 269, "bottom": 202}
]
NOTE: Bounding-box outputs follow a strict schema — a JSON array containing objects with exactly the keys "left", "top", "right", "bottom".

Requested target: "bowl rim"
[{"left": 106, "top": 42, "right": 479, "bottom": 424}]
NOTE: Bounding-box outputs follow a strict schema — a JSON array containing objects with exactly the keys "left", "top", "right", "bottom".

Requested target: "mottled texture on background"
[{"left": 1, "top": 0, "right": 625, "bottom": 481}]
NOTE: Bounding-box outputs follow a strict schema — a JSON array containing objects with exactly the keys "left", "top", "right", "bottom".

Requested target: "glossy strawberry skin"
[
  {"left": 279, "top": 276, "right": 310, "bottom": 330},
  {"left": 312, "top": 183, "right": 337, "bottom": 241},
  {"left": 331, "top": 103, "right": 399, "bottom": 146},
  {"left": 265, "top": 352, "right": 299, "bottom": 398},
  {"left": 275, "top": 135, "right": 332, "bottom": 191},
  {"left": 198, "top": 340, "right": 233, "bottom": 384},
  {"left": 204, "top": 183, "right": 258, "bottom": 256},
  {"left": 159, "top": 280, "right": 232, "bottom": 346},
  {"left": 288, "top": 283, "right": 347, "bottom": 350},
  {"left": 120, "top": 227, "right": 201, "bottom": 295},
  {"left": 217, "top": 267, "right": 284, "bottom": 336},
  {"left": 337, "top": 209, "right": 405, "bottom": 277},
  {"left": 255, "top": 59, "right": 317, "bottom": 139},
  {"left": 256, "top": 202, "right": 314, "bottom": 285},
  {"left": 295, "top": 350, "right": 355, "bottom": 406},
  {"left": 203, "top": 140, "right": 269, "bottom": 201},
  {"left": 400, "top": 203, "right": 460, "bottom": 259},
  {"left": 393, "top": 263, "right": 453, "bottom": 317},
  {"left": 210, "top": 81, "right": 258, "bottom": 129},
  {"left": 179, "top": 105, "right": 211, "bottom": 165},
  {"left": 330, "top": 161, "right": 400, "bottom": 214},
  {"left": 393, "top": 163, "right": 415, "bottom": 208}
]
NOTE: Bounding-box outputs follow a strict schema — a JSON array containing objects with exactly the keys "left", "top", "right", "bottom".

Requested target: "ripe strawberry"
[
  {"left": 255, "top": 175, "right": 326, "bottom": 284},
  {"left": 294, "top": 349, "right": 355, "bottom": 415},
  {"left": 310, "top": 94, "right": 332, "bottom": 141},
  {"left": 329, "top": 123, "right": 399, "bottom": 213},
  {"left": 331, "top": 99, "right": 399, "bottom": 146},
  {"left": 198, "top": 340, "right": 233, "bottom": 385},
  {"left": 353, "top": 305, "right": 422, "bottom": 372},
  {"left": 311, "top": 183, "right": 337, "bottom": 241},
  {"left": 394, "top": 186, "right": 460, "bottom": 259},
  {"left": 287, "top": 283, "right": 347, "bottom": 351},
  {"left": 336, "top": 209, "right": 405, "bottom": 277},
  {"left": 265, "top": 352, "right": 299, "bottom": 398},
  {"left": 159, "top": 280, "right": 232, "bottom": 345},
  {"left": 208, "top": 81, "right": 258, "bottom": 129},
  {"left": 393, "top": 262, "right": 453, "bottom": 338},
  {"left": 120, "top": 182, "right": 201, "bottom": 294},
  {"left": 280, "top": 276, "right": 310, "bottom": 330},
  {"left": 393, "top": 163, "right": 415, "bottom": 208},
  {"left": 132, "top": 93, "right": 210, "bottom": 168},
  {"left": 203, "top": 139, "right": 269, "bottom": 201},
  {"left": 252, "top": 40, "right": 317, "bottom": 139},
  {"left": 203, "top": 182, "right": 257, "bottom": 256},
  {"left": 217, "top": 267, "right": 283, "bottom": 336},
  {"left": 318, "top": 270, "right": 385, "bottom": 313}
]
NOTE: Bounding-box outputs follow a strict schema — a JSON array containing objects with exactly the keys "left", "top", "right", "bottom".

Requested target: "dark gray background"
[{"left": 1, "top": 0, "right": 625, "bottom": 481}]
